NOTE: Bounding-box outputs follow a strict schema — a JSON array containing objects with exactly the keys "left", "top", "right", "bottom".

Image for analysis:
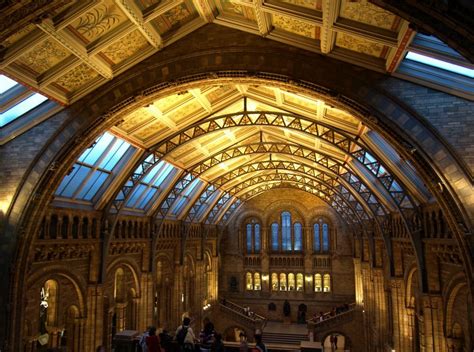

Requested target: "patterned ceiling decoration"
[
  {"left": 0, "top": 1, "right": 433, "bottom": 229},
  {"left": 1, "top": 0, "right": 413, "bottom": 105}
]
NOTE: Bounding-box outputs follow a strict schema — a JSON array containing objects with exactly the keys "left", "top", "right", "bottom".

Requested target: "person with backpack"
[{"left": 175, "top": 317, "right": 196, "bottom": 352}]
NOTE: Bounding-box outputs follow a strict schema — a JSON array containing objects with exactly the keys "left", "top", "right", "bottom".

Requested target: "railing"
[
  {"left": 307, "top": 303, "right": 356, "bottom": 331},
  {"left": 219, "top": 298, "right": 267, "bottom": 330}
]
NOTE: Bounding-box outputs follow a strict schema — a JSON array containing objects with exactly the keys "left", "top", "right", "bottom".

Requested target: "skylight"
[
  {"left": 124, "top": 160, "right": 177, "bottom": 210},
  {"left": 405, "top": 52, "right": 474, "bottom": 78},
  {"left": 0, "top": 75, "right": 17, "bottom": 94},
  {"left": 55, "top": 132, "right": 133, "bottom": 202}
]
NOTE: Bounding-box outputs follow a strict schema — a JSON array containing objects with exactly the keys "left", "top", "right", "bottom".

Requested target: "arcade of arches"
[{"left": 0, "top": 1, "right": 473, "bottom": 351}]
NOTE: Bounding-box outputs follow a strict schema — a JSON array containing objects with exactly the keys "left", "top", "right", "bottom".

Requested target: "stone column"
[{"left": 84, "top": 284, "right": 104, "bottom": 351}]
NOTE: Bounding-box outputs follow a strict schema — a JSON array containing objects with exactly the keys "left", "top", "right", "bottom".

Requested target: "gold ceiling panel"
[
  {"left": 282, "top": 92, "right": 318, "bottom": 112},
  {"left": 324, "top": 106, "right": 360, "bottom": 131},
  {"left": 275, "top": 0, "right": 323, "bottom": 11},
  {"left": 2, "top": 23, "right": 37, "bottom": 48},
  {"left": 151, "top": 1, "right": 199, "bottom": 37},
  {"left": 134, "top": 120, "right": 164, "bottom": 141},
  {"left": 206, "top": 85, "right": 238, "bottom": 104},
  {"left": 55, "top": 63, "right": 100, "bottom": 93},
  {"left": 335, "top": 32, "right": 385, "bottom": 58},
  {"left": 118, "top": 108, "right": 156, "bottom": 133},
  {"left": 272, "top": 13, "right": 320, "bottom": 39},
  {"left": 154, "top": 92, "right": 193, "bottom": 112},
  {"left": 16, "top": 38, "right": 71, "bottom": 75},
  {"left": 247, "top": 86, "right": 275, "bottom": 99},
  {"left": 101, "top": 29, "right": 150, "bottom": 65},
  {"left": 218, "top": 0, "right": 257, "bottom": 22},
  {"left": 167, "top": 100, "right": 205, "bottom": 125},
  {"left": 67, "top": 0, "right": 129, "bottom": 44},
  {"left": 339, "top": 0, "right": 401, "bottom": 31},
  {"left": 135, "top": 0, "right": 162, "bottom": 11}
]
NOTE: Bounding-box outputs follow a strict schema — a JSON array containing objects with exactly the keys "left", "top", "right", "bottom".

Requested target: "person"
[
  {"left": 239, "top": 332, "right": 248, "bottom": 352},
  {"left": 254, "top": 334, "right": 266, "bottom": 352},
  {"left": 330, "top": 335, "right": 334, "bottom": 350},
  {"left": 175, "top": 317, "right": 196, "bottom": 352},
  {"left": 146, "top": 327, "right": 161, "bottom": 352},
  {"left": 333, "top": 335, "right": 338, "bottom": 350},
  {"left": 140, "top": 326, "right": 151, "bottom": 352},
  {"left": 199, "top": 321, "right": 216, "bottom": 352},
  {"left": 159, "top": 329, "right": 173, "bottom": 352},
  {"left": 211, "top": 333, "right": 224, "bottom": 352},
  {"left": 319, "top": 312, "right": 324, "bottom": 322}
]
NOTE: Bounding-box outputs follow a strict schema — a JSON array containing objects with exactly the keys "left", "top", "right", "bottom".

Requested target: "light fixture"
[
  {"left": 262, "top": 274, "right": 269, "bottom": 281},
  {"left": 305, "top": 275, "right": 312, "bottom": 282}
]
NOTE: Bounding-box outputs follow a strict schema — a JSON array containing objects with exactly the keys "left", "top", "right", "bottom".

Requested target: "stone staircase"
[
  {"left": 218, "top": 299, "right": 267, "bottom": 332},
  {"left": 262, "top": 331, "right": 309, "bottom": 346},
  {"left": 308, "top": 304, "right": 356, "bottom": 332}
]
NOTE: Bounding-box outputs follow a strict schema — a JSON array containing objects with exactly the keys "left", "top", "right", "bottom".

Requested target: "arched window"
[
  {"left": 323, "top": 274, "right": 331, "bottom": 292},
  {"left": 254, "top": 273, "right": 261, "bottom": 290},
  {"left": 271, "top": 223, "right": 279, "bottom": 251},
  {"left": 322, "top": 223, "right": 330, "bottom": 252},
  {"left": 254, "top": 224, "right": 261, "bottom": 252},
  {"left": 246, "top": 221, "right": 261, "bottom": 253},
  {"left": 294, "top": 222, "right": 302, "bottom": 251},
  {"left": 279, "top": 273, "right": 287, "bottom": 291},
  {"left": 314, "top": 274, "right": 322, "bottom": 292},
  {"left": 296, "top": 273, "right": 304, "bottom": 291},
  {"left": 246, "top": 224, "right": 252, "bottom": 252},
  {"left": 246, "top": 272, "right": 253, "bottom": 290},
  {"left": 114, "top": 268, "right": 125, "bottom": 302},
  {"left": 281, "top": 212, "right": 291, "bottom": 251},
  {"left": 313, "top": 223, "right": 321, "bottom": 252},
  {"left": 288, "top": 273, "right": 295, "bottom": 291},
  {"left": 271, "top": 273, "right": 278, "bottom": 291}
]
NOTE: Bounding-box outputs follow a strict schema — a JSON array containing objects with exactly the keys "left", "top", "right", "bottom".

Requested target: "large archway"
[{"left": 2, "top": 24, "right": 472, "bottom": 351}]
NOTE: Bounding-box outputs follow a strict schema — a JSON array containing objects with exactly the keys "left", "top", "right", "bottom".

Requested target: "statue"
[{"left": 283, "top": 299, "right": 291, "bottom": 317}]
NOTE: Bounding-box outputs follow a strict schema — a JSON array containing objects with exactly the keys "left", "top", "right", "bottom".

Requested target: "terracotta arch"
[{"left": 4, "top": 26, "right": 473, "bottom": 350}]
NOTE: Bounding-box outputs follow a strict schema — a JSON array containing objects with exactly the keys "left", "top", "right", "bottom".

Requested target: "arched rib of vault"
[
  {"left": 6, "top": 36, "right": 472, "bottom": 347},
  {"left": 110, "top": 110, "right": 413, "bottom": 217},
  {"left": 210, "top": 158, "right": 389, "bottom": 217},
  {"left": 221, "top": 170, "right": 371, "bottom": 222},
  {"left": 231, "top": 181, "right": 362, "bottom": 228}
]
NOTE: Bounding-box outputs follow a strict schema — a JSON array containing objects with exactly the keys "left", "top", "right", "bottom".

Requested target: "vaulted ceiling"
[
  {"left": 1, "top": 0, "right": 412, "bottom": 105},
  {"left": 1, "top": 0, "right": 437, "bottom": 229}
]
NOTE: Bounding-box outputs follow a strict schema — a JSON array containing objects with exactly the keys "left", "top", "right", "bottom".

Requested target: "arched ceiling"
[
  {"left": 52, "top": 81, "right": 432, "bottom": 230},
  {"left": 1, "top": 0, "right": 413, "bottom": 105}
]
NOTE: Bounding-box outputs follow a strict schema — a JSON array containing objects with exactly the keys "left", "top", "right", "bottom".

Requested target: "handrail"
[
  {"left": 220, "top": 298, "right": 267, "bottom": 322},
  {"left": 307, "top": 303, "right": 356, "bottom": 326},
  {"left": 219, "top": 299, "right": 267, "bottom": 330}
]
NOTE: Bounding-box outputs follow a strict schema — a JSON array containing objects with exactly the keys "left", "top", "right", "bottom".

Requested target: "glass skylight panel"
[
  {"left": 406, "top": 52, "right": 474, "bottom": 78},
  {"left": 79, "top": 133, "right": 115, "bottom": 165},
  {"left": 1, "top": 93, "right": 48, "bottom": 127},
  {"left": 56, "top": 165, "right": 90, "bottom": 197},
  {"left": 55, "top": 132, "right": 133, "bottom": 202},
  {"left": 0, "top": 74, "right": 18, "bottom": 94},
  {"left": 99, "top": 139, "right": 130, "bottom": 171},
  {"left": 152, "top": 163, "right": 175, "bottom": 186}
]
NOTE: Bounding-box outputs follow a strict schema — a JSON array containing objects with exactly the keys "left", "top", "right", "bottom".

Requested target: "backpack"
[
  {"left": 177, "top": 326, "right": 188, "bottom": 345},
  {"left": 139, "top": 332, "right": 149, "bottom": 352}
]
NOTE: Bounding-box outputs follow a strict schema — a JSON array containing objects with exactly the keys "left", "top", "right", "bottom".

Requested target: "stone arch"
[
  {"left": 444, "top": 273, "right": 469, "bottom": 350},
  {"left": 4, "top": 30, "right": 473, "bottom": 349},
  {"left": 405, "top": 265, "right": 419, "bottom": 309},
  {"left": 321, "top": 331, "right": 352, "bottom": 350},
  {"left": 222, "top": 325, "right": 250, "bottom": 342},
  {"left": 262, "top": 199, "right": 308, "bottom": 227},
  {"left": 106, "top": 257, "right": 141, "bottom": 299}
]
